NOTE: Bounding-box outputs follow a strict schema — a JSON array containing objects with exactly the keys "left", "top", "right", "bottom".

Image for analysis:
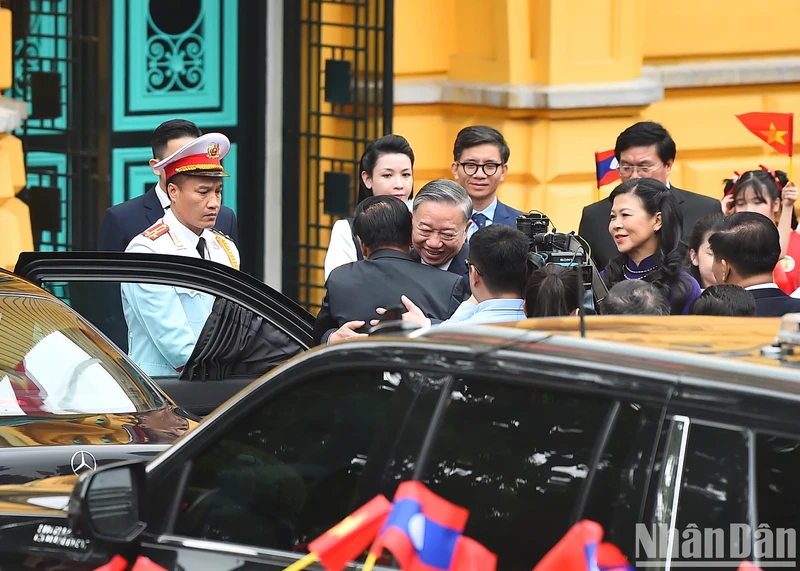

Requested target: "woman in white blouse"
[{"left": 324, "top": 135, "right": 415, "bottom": 279}]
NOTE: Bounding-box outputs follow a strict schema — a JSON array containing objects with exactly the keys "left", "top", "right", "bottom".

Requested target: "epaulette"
[
  {"left": 142, "top": 222, "right": 170, "bottom": 240},
  {"left": 210, "top": 228, "right": 233, "bottom": 241}
]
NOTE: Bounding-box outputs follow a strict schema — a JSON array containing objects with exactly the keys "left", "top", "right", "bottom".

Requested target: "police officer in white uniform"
[{"left": 122, "top": 133, "right": 240, "bottom": 377}]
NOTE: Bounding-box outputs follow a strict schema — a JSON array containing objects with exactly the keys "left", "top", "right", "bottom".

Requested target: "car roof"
[
  {"left": 367, "top": 315, "right": 800, "bottom": 402},
  {"left": 417, "top": 315, "right": 791, "bottom": 367}
]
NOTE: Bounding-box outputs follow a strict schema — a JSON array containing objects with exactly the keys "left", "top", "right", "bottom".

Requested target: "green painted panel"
[{"left": 112, "top": 0, "right": 238, "bottom": 131}]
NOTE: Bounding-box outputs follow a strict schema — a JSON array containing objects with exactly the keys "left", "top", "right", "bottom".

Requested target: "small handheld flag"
[
  {"left": 282, "top": 495, "right": 393, "bottom": 571},
  {"left": 736, "top": 112, "right": 794, "bottom": 157},
  {"left": 131, "top": 557, "right": 170, "bottom": 571},
  {"left": 365, "top": 481, "right": 496, "bottom": 571},
  {"left": 595, "top": 150, "right": 621, "bottom": 189},
  {"left": 533, "top": 520, "right": 604, "bottom": 571},
  {"left": 370, "top": 481, "right": 469, "bottom": 571},
  {"left": 92, "top": 556, "right": 128, "bottom": 571}
]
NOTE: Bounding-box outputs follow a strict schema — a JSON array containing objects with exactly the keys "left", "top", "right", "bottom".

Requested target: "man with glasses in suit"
[
  {"left": 451, "top": 126, "right": 524, "bottom": 240},
  {"left": 578, "top": 121, "right": 719, "bottom": 269}
]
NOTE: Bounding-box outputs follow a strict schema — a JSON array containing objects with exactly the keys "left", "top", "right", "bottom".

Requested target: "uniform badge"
[
  {"left": 168, "top": 231, "right": 184, "bottom": 249},
  {"left": 206, "top": 143, "right": 221, "bottom": 159},
  {"left": 142, "top": 223, "right": 169, "bottom": 240},
  {"left": 780, "top": 255, "right": 796, "bottom": 272}
]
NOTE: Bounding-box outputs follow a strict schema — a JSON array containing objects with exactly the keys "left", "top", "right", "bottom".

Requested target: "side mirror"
[{"left": 67, "top": 461, "right": 147, "bottom": 545}]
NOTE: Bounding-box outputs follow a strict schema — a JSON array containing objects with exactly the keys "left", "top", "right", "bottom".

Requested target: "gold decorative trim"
[{"left": 174, "top": 164, "right": 223, "bottom": 173}]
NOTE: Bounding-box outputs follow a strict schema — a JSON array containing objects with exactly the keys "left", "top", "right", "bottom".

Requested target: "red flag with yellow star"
[
  {"left": 306, "top": 495, "right": 393, "bottom": 571},
  {"left": 737, "top": 112, "right": 794, "bottom": 156}
]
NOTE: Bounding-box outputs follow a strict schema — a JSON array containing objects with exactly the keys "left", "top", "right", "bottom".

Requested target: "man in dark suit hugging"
[{"left": 314, "top": 195, "right": 467, "bottom": 345}]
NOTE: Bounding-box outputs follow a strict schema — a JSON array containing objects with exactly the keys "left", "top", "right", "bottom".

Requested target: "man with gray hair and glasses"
[{"left": 410, "top": 179, "right": 473, "bottom": 293}]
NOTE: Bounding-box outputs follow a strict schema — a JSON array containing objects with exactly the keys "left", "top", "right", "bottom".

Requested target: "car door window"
[
  {"left": 383, "top": 376, "right": 661, "bottom": 571},
  {"left": 754, "top": 432, "right": 800, "bottom": 553},
  {"left": 171, "top": 369, "right": 444, "bottom": 551},
  {"left": 647, "top": 419, "right": 750, "bottom": 571}
]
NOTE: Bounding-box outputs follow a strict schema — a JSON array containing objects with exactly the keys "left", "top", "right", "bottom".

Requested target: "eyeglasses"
[
  {"left": 457, "top": 162, "right": 503, "bottom": 177},
  {"left": 465, "top": 259, "right": 482, "bottom": 275},
  {"left": 414, "top": 225, "right": 464, "bottom": 243},
  {"left": 617, "top": 163, "right": 665, "bottom": 176}
]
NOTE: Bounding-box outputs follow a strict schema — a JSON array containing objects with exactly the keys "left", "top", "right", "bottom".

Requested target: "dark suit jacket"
[
  {"left": 410, "top": 243, "right": 471, "bottom": 296},
  {"left": 492, "top": 200, "right": 524, "bottom": 227},
  {"left": 313, "top": 249, "right": 467, "bottom": 344},
  {"left": 750, "top": 287, "right": 800, "bottom": 317},
  {"left": 578, "top": 186, "right": 719, "bottom": 269},
  {"left": 97, "top": 187, "right": 239, "bottom": 251}
]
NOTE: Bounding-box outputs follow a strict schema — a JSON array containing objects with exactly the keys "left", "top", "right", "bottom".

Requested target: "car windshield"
[{"left": 0, "top": 292, "right": 165, "bottom": 416}]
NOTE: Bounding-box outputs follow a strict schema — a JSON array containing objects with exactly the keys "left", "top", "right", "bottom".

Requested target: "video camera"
[{"left": 516, "top": 212, "right": 609, "bottom": 310}]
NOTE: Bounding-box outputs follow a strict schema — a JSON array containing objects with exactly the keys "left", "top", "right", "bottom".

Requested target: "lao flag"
[
  {"left": 372, "top": 481, "right": 495, "bottom": 571},
  {"left": 533, "top": 520, "right": 635, "bottom": 571},
  {"left": 595, "top": 150, "right": 621, "bottom": 189}
]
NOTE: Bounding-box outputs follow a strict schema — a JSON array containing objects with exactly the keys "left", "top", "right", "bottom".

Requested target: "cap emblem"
[{"left": 206, "top": 142, "right": 221, "bottom": 160}]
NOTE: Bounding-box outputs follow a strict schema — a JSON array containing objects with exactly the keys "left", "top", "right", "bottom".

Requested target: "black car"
[
  {"left": 0, "top": 316, "right": 798, "bottom": 571},
  {"left": 14, "top": 251, "right": 315, "bottom": 416},
  {"left": 0, "top": 271, "right": 195, "bottom": 486}
]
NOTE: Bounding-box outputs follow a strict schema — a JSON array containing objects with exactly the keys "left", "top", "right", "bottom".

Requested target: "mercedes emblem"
[{"left": 70, "top": 451, "right": 97, "bottom": 475}]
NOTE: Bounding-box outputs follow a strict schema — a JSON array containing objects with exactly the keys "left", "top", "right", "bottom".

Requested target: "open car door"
[{"left": 15, "top": 252, "right": 314, "bottom": 416}]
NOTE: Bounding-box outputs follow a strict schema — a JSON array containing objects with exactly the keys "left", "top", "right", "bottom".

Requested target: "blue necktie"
[{"left": 471, "top": 212, "right": 489, "bottom": 229}]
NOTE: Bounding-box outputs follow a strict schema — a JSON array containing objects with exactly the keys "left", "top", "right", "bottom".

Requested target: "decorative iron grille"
[
  {"left": 2, "top": 0, "right": 106, "bottom": 251},
  {"left": 283, "top": 0, "right": 394, "bottom": 312}
]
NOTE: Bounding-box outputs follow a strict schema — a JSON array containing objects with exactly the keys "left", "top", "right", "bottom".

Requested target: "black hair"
[
  {"left": 601, "top": 280, "right": 670, "bottom": 316},
  {"left": 730, "top": 169, "right": 797, "bottom": 229},
  {"left": 468, "top": 225, "right": 529, "bottom": 296},
  {"left": 689, "top": 284, "right": 756, "bottom": 317},
  {"left": 452, "top": 126, "right": 510, "bottom": 164},
  {"left": 524, "top": 264, "right": 580, "bottom": 317},
  {"left": 708, "top": 211, "right": 780, "bottom": 279},
  {"left": 614, "top": 121, "right": 676, "bottom": 165},
  {"left": 604, "top": 178, "right": 690, "bottom": 314},
  {"left": 351, "top": 195, "right": 412, "bottom": 252},
  {"left": 150, "top": 119, "right": 202, "bottom": 160},
  {"left": 357, "top": 135, "right": 415, "bottom": 204},
  {"left": 688, "top": 211, "right": 724, "bottom": 284}
]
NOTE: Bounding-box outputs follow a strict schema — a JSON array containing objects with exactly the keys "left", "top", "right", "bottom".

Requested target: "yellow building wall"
[
  {"left": 393, "top": 0, "right": 800, "bottom": 235},
  {"left": 0, "top": 7, "right": 32, "bottom": 271}
]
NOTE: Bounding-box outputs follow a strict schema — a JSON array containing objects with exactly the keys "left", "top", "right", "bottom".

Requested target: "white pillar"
[{"left": 263, "top": 0, "right": 284, "bottom": 290}]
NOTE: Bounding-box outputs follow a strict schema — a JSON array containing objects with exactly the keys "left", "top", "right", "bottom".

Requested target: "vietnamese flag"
[
  {"left": 307, "top": 495, "right": 393, "bottom": 571},
  {"left": 736, "top": 112, "right": 794, "bottom": 156}
]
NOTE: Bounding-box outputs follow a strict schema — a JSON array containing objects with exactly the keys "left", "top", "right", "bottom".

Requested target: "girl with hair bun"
[
  {"left": 604, "top": 178, "right": 701, "bottom": 314},
  {"left": 721, "top": 169, "right": 799, "bottom": 294}
]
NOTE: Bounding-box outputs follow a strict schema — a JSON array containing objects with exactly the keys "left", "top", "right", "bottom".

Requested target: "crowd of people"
[
  {"left": 316, "top": 121, "right": 800, "bottom": 345},
  {"left": 96, "top": 116, "right": 800, "bottom": 375}
]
